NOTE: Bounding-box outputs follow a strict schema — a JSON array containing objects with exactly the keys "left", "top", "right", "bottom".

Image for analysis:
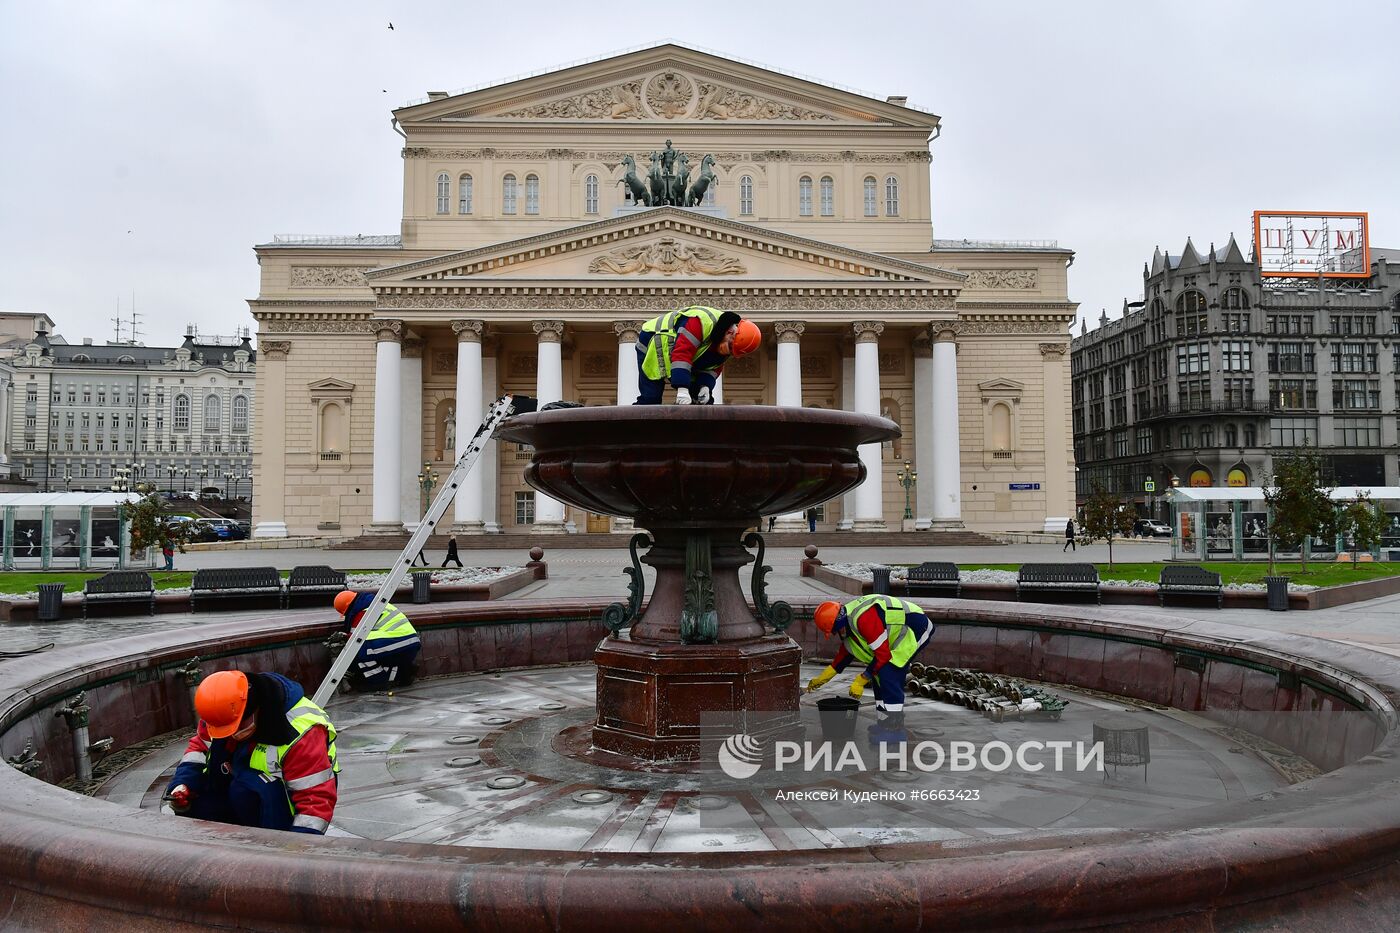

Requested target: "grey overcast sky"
[{"left": 3, "top": 0, "right": 1398, "bottom": 345}]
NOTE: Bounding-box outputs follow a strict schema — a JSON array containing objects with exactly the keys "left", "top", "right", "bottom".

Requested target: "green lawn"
[
  {"left": 953, "top": 562, "right": 1400, "bottom": 588},
  {"left": 0, "top": 571, "right": 198, "bottom": 594}
]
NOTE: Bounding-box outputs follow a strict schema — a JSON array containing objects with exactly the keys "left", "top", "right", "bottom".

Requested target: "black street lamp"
[
  {"left": 895, "top": 459, "right": 917, "bottom": 521},
  {"left": 416, "top": 461, "right": 439, "bottom": 517}
]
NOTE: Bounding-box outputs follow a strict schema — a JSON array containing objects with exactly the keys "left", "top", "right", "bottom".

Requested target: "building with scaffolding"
[{"left": 1071, "top": 231, "right": 1400, "bottom": 517}]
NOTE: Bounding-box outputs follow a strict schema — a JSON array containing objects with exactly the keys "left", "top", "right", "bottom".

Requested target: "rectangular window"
[
  {"left": 1221, "top": 377, "right": 1254, "bottom": 408},
  {"left": 1332, "top": 379, "right": 1379, "bottom": 410},
  {"left": 1268, "top": 342, "right": 1314, "bottom": 373},
  {"left": 1223, "top": 313, "right": 1250, "bottom": 333},
  {"left": 1270, "top": 416, "right": 1317, "bottom": 446},
  {"left": 1178, "top": 314, "right": 1208, "bottom": 337},
  {"left": 514, "top": 491, "right": 535, "bottom": 525},
  {"left": 1330, "top": 342, "right": 1377, "bottom": 373},
  {"left": 1221, "top": 341, "right": 1251, "bottom": 371},
  {"left": 51, "top": 390, "right": 61, "bottom": 404},
  {"left": 1135, "top": 427, "right": 1152, "bottom": 454},
  {"left": 1113, "top": 431, "right": 1129, "bottom": 458},
  {"left": 1269, "top": 378, "right": 1317, "bottom": 410},
  {"left": 1177, "top": 378, "right": 1211, "bottom": 410},
  {"left": 1175, "top": 342, "right": 1209, "bottom": 375},
  {"left": 1334, "top": 417, "right": 1380, "bottom": 447},
  {"left": 1329, "top": 314, "right": 1376, "bottom": 336}
]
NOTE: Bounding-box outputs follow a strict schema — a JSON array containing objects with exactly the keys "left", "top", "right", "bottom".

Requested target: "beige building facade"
[{"left": 250, "top": 45, "right": 1077, "bottom": 538}]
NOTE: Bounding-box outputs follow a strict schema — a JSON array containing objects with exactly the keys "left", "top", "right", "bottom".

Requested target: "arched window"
[
  {"left": 584, "top": 174, "right": 599, "bottom": 214},
  {"left": 798, "top": 176, "right": 813, "bottom": 216},
  {"left": 502, "top": 174, "right": 517, "bottom": 214},
  {"left": 1175, "top": 291, "right": 1208, "bottom": 314},
  {"left": 203, "top": 395, "right": 221, "bottom": 432},
  {"left": 1224, "top": 424, "right": 1237, "bottom": 447},
  {"left": 863, "top": 176, "right": 877, "bottom": 216},
  {"left": 1244, "top": 424, "right": 1257, "bottom": 446},
  {"left": 457, "top": 174, "right": 473, "bottom": 214},
  {"left": 525, "top": 174, "right": 540, "bottom": 214},
  {"left": 435, "top": 173, "right": 450, "bottom": 214},
  {"left": 1179, "top": 426, "right": 1192, "bottom": 449},
  {"left": 884, "top": 176, "right": 900, "bottom": 216},
  {"left": 232, "top": 395, "right": 248, "bottom": 433},
  {"left": 1200, "top": 425, "right": 1214, "bottom": 447},
  {"left": 819, "top": 176, "right": 834, "bottom": 216},
  {"left": 989, "top": 403, "right": 1012, "bottom": 450},
  {"left": 739, "top": 175, "right": 753, "bottom": 215},
  {"left": 703, "top": 179, "right": 716, "bottom": 207},
  {"left": 173, "top": 395, "right": 190, "bottom": 432}
]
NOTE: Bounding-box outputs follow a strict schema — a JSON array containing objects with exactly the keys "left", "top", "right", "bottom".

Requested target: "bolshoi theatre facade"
[{"left": 248, "top": 44, "right": 1078, "bottom": 539}]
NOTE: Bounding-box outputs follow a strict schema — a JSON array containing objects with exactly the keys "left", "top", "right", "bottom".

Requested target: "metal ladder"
[{"left": 311, "top": 394, "right": 535, "bottom": 707}]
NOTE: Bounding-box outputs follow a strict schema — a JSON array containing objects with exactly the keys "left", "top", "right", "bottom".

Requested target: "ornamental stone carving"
[
  {"left": 259, "top": 340, "right": 292, "bottom": 360},
  {"left": 693, "top": 82, "right": 837, "bottom": 121},
  {"left": 956, "top": 319, "right": 1070, "bottom": 335},
  {"left": 401, "top": 338, "right": 424, "bottom": 358},
  {"left": 587, "top": 237, "right": 746, "bottom": 276},
  {"left": 452, "top": 319, "right": 484, "bottom": 342},
  {"left": 963, "top": 269, "right": 1039, "bottom": 290},
  {"left": 1039, "top": 342, "right": 1070, "bottom": 359},
  {"left": 290, "top": 266, "right": 372, "bottom": 288},
  {"left": 852, "top": 321, "right": 885, "bottom": 343},
  {"left": 373, "top": 320, "right": 403, "bottom": 343},
  {"left": 773, "top": 321, "right": 806, "bottom": 343},
  {"left": 403, "top": 146, "right": 931, "bottom": 163},
  {"left": 500, "top": 82, "right": 644, "bottom": 120},
  {"left": 644, "top": 72, "right": 695, "bottom": 118},
  {"left": 431, "top": 350, "right": 457, "bottom": 375},
  {"left": 613, "top": 320, "right": 645, "bottom": 342},
  {"left": 376, "top": 293, "right": 955, "bottom": 312},
  {"left": 532, "top": 320, "right": 565, "bottom": 342}
]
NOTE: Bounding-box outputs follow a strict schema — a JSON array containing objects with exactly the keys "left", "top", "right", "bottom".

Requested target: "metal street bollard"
[
  {"left": 411, "top": 571, "right": 432, "bottom": 604},
  {"left": 37, "top": 583, "right": 66, "bottom": 621}
]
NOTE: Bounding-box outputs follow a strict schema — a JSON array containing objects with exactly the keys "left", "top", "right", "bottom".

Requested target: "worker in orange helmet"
[
  {"left": 635, "top": 306, "right": 761, "bottom": 405},
  {"left": 333, "top": 589, "right": 421, "bottom": 690},
  {"left": 164, "top": 670, "right": 339, "bottom": 834},
  {"left": 806, "top": 596, "right": 935, "bottom": 742}
]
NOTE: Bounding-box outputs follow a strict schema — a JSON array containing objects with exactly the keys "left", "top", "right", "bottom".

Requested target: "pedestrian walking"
[
  {"left": 807, "top": 509, "right": 817, "bottom": 533},
  {"left": 162, "top": 536, "right": 175, "bottom": 571},
  {"left": 441, "top": 536, "right": 463, "bottom": 568},
  {"left": 767, "top": 516, "right": 776, "bottom": 532},
  {"left": 1063, "top": 519, "right": 1076, "bottom": 552},
  {"left": 410, "top": 548, "right": 429, "bottom": 567}
]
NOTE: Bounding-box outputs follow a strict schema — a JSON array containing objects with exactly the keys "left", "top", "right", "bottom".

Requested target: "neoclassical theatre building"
[{"left": 249, "top": 45, "right": 1077, "bottom": 538}]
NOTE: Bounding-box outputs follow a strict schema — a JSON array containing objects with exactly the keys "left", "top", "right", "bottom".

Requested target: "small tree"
[
  {"left": 1261, "top": 447, "right": 1333, "bottom": 573},
  {"left": 126, "top": 493, "right": 192, "bottom": 560},
  {"left": 1080, "top": 481, "right": 1135, "bottom": 566},
  {"left": 1337, "top": 492, "right": 1386, "bottom": 566}
]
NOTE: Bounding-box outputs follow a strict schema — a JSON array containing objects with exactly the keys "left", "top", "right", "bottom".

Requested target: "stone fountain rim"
[
  {"left": 497, "top": 403, "right": 901, "bottom": 445},
  {"left": 4, "top": 601, "right": 1400, "bottom": 928}
]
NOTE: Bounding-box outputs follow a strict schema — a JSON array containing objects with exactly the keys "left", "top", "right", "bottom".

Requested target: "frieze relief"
[
  {"left": 259, "top": 319, "right": 379, "bottom": 334},
  {"left": 693, "top": 82, "right": 837, "bottom": 121},
  {"left": 955, "top": 319, "right": 1070, "bottom": 335},
  {"left": 403, "top": 147, "right": 929, "bottom": 164},
  {"left": 587, "top": 237, "right": 746, "bottom": 276},
  {"left": 963, "top": 269, "right": 1039, "bottom": 290},
  {"left": 290, "top": 266, "right": 373, "bottom": 287},
  {"left": 499, "top": 82, "right": 644, "bottom": 120},
  {"left": 377, "top": 294, "right": 956, "bottom": 312}
]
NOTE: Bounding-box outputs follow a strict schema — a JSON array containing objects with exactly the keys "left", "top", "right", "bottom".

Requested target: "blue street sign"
[{"left": 1008, "top": 483, "right": 1040, "bottom": 491}]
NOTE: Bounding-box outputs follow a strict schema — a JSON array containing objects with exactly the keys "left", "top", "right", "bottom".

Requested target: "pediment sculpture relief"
[
  {"left": 693, "top": 82, "right": 837, "bottom": 121},
  {"left": 588, "top": 237, "right": 746, "bottom": 276},
  {"left": 493, "top": 71, "right": 838, "bottom": 121},
  {"left": 501, "top": 81, "right": 645, "bottom": 119}
]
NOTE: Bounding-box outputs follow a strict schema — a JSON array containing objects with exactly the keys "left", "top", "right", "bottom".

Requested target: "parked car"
[
  {"left": 195, "top": 519, "right": 248, "bottom": 542},
  {"left": 1133, "top": 519, "right": 1172, "bottom": 538}
]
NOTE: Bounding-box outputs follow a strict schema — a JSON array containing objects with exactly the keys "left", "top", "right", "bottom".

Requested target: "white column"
[
  {"left": 532, "top": 320, "right": 567, "bottom": 533},
  {"left": 913, "top": 334, "right": 934, "bottom": 529},
  {"left": 368, "top": 321, "right": 405, "bottom": 534},
  {"left": 398, "top": 339, "right": 423, "bottom": 529},
  {"left": 711, "top": 376, "right": 723, "bottom": 404},
  {"left": 452, "top": 320, "right": 486, "bottom": 534},
  {"left": 612, "top": 321, "right": 642, "bottom": 533},
  {"left": 930, "top": 328, "right": 964, "bottom": 528},
  {"left": 482, "top": 353, "right": 502, "bottom": 533},
  {"left": 1040, "top": 341, "right": 1072, "bottom": 533},
  {"left": 773, "top": 321, "right": 808, "bottom": 532},
  {"left": 837, "top": 352, "right": 856, "bottom": 530},
  {"left": 252, "top": 340, "right": 290, "bottom": 538},
  {"left": 852, "top": 321, "right": 886, "bottom": 531}
]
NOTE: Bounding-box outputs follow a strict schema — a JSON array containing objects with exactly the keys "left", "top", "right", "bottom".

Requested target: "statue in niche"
[{"left": 443, "top": 405, "right": 456, "bottom": 452}]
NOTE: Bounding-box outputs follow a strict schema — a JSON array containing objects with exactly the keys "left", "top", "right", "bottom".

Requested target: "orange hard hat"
[
  {"left": 195, "top": 670, "right": 250, "bottom": 739},
  {"left": 814, "top": 601, "right": 842, "bottom": 637},
  {"left": 730, "top": 319, "right": 761, "bottom": 357},
  {"left": 334, "top": 590, "right": 358, "bottom": 615}
]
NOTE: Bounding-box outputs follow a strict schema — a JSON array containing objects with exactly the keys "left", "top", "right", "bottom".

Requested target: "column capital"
[
  {"left": 612, "top": 320, "right": 645, "bottom": 342},
  {"left": 933, "top": 322, "right": 961, "bottom": 343},
  {"left": 259, "top": 340, "right": 292, "bottom": 360},
  {"left": 452, "top": 319, "right": 485, "bottom": 342},
  {"left": 401, "top": 338, "right": 425, "bottom": 358},
  {"left": 774, "top": 321, "right": 806, "bottom": 343},
  {"left": 533, "top": 320, "right": 566, "bottom": 343},
  {"left": 1039, "top": 342, "right": 1069, "bottom": 360},
  {"left": 852, "top": 321, "right": 885, "bottom": 343},
  {"left": 373, "top": 320, "right": 403, "bottom": 344}
]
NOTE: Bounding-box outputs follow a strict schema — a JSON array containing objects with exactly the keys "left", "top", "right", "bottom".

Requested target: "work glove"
[
  {"left": 806, "top": 665, "right": 838, "bottom": 693},
  {"left": 674, "top": 390, "right": 692, "bottom": 405},
  {"left": 165, "top": 784, "right": 193, "bottom": 813},
  {"left": 848, "top": 673, "right": 871, "bottom": 699},
  {"left": 694, "top": 385, "right": 712, "bottom": 405}
]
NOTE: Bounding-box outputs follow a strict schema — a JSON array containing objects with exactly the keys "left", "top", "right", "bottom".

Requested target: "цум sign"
[{"left": 1253, "top": 211, "right": 1369, "bottom": 278}]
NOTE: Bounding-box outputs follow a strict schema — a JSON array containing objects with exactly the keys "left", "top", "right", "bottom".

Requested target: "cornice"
[{"left": 376, "top": 292, "right": 955, "bottom": 313}]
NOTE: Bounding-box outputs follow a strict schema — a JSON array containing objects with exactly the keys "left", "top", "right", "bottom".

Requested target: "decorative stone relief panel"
[
  {"left": 878, "top": 351, "right": 906, "bottom": 375},
  {"left": 431, "top": 350, "right": 457, "bottom": 375},
  {"left": 800, "top": 355, "right": 833, "bottom": 379},
  {"left": 963, "top": 269, "right": 1039, "bottom": 290},
  {"left": 290, "top": 266, "right": 372, "bottom": 288},
  {"left": 724, "top": 354, "right": 760, "bottom": 378},
  {"left": 644, "top": 72, "right": 694, "bottom": 117},
  {"left": 580, "top": 352, "right": 616, "bottom": 377},
  {"left": 693, "top": 82, "right": 837, "bottom": 121},
  {"left": 587, "top": 237, "right": 746, "bottom": 276},
  {"left": 500, "top": 83, "right": 644, "bottom": 120},
  {"left": 510, "top": 354, "right": 538, "bottom": 377}
]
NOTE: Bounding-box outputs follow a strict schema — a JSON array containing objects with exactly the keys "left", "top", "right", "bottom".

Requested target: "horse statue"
[
  {"left": 668, "top": 153, "right": 691, "bottom": 207},
  {"left": 647, "top": 151, "right": 668, "bottom": 206},
  {"left": 685, "top": 154, "right": 717, "bottom": 207},
  {"left": 617, "top": 155, "right": 650, "bottom": 206}
]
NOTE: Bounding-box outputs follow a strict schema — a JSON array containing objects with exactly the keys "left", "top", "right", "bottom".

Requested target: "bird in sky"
[{"left": 387, "top": 22, "right": 394, "bottom": 30}]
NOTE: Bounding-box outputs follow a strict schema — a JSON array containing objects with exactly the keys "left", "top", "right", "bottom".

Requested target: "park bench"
[
  {"left": 285, "top": 565, "right": 348, "bottom": 608},
  {"left": 82, "top": 571, "right": 156, "bottom": 618},
  {"left": 190, "top": 567, "right": 283, "bottom": 612},
  {"left": 1158, "top": 565, "right": 1223, "bottom": 608},
  {"left": 904, "top": 561, "right": 961, "bottom": 599},
  {"left": 1017, "top": 563, "right": 1100, "bottom": 604}
]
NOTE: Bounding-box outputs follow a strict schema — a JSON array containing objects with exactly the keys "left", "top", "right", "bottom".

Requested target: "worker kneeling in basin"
[
  {"left": 634, "top": 305, "right": 761, "bottom": 405},
  {"left": 166, "top": 670, "right": 338, "bottom": 834},
  {"left": 807, "top": 596, "right": 935, "bottom": 742},
  {"left": 334, "top": 589, "right": 421, "bottom": 690}
]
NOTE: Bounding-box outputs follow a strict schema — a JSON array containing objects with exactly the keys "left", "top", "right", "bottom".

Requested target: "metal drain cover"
[
  {"left": 883, "top": 769, "right": 919, "bottom": 783},
  {"left": 481, "top": 715, "right": 512, "bottom": 726},
  {"left": 687, "top": 795, "right": 730, "bottom": 810},
  {"left": 446, "top": 735, "right": 480, "bottom": 746},
  {"left": 445, "top": 756, "right": 481, "bottom": 768},
  {"left": 486, "top": 775, "right": 526, "bottom": 789},
  {"left": 571, "top": 790, "right": 614, "bottom": 805},
  {"left": 539, "top": 702, "right": 567, "bottom": 711}
]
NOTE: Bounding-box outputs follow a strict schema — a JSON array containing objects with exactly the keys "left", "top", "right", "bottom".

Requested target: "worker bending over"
[
  {"left": 807, "top": 596, "right": 935, "bottom": 740},
  {"left": 635, "top": 306, "right": 761, "bottom": 405},
  {"left": 334, "top": 590, "right": 422, "bottom": 690},
  {"left": 166, "top": 670, "right": 338, "bottom": 834}
]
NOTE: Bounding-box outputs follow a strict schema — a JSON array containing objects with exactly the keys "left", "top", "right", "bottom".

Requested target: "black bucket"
[{"left": 816, "top": 696, "right": 861, "bottom": 744}]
